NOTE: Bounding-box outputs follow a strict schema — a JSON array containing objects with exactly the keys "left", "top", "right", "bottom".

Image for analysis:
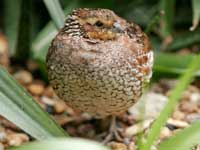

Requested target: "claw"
[{"left": 102, "top": 116, "right": 123, "bottom": 144}]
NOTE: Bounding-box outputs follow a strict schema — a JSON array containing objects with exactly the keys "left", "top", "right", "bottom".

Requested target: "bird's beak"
[{"left": 113, "top": 22, "right": 124, "bottom": 33}]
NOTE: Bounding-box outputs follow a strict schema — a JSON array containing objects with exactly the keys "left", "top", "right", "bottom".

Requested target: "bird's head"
[{"left": 64, "top": 8, "right": 129, "bottom": 41}]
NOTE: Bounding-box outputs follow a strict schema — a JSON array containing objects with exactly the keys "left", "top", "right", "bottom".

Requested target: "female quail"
[{"left": 46, "top": 8, "right": 153, "bottom": 142}]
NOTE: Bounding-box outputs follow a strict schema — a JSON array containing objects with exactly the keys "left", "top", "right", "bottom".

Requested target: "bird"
[{"left": 46, "top": 8, "right": 153, "bottom": 143}]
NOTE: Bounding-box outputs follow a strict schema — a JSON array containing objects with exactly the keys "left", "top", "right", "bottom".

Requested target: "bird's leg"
[{"left": 102, "top": 116, "right": 123, "bottom": 144}]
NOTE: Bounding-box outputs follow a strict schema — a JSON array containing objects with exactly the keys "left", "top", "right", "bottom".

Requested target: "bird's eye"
[{"left": 95, "top": 21, "right": 104, "bottom": 27}]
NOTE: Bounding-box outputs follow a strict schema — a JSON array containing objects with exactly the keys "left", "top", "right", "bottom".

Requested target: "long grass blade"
[
  {"left": 31, "top": 2, "right": 78, "bottom": 62},
  {"left": 3, "top": 0, "right": 22, "bottom": 56},
  {"left": 153, "top": 53, "right": 200, "bottom": 78},
  {"left": 0, "top": 66, "right": 67, "bottom": 140},
  {"left": 31, "top": 2, "right": 78, "bottom": 80},
  {"left": 160, "top": 0, "right": 175, "bottom": 37},
  {"left": 145, "top": 11, "right": 164, "bottom": 35},
  {"left": 15, "top": 0, "right": 31, "bottom": 61},
  {"left": 165, "top": 28, "right": 200, "bottom": 51},
  {"left": 4, "top": 0, "right": 32, "bottom": 60},
  {"left": 8, "top": 138, "right": 108, "bottom": 150},
  {"left": 139, "top": 53, "right": 200, "bottom": 150},
  {"left": 190, "top": 0, "right": 200, "bottom": 31},
  {"left": 158, "top": 121, "right": 200, "bottom": 150},
  {"left": 43, "top": 0, "right": 65, "bottom": 29}
]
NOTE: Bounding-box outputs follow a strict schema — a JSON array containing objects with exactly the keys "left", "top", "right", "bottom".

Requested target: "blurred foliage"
[
  {"left": 160, "top": 0, "right": 175, "bottom": 37},
  {"left": 3, "top": 0, "right": 21, "bottom": 56},
  {"left": 165, "top": 28, "right": 200, "bottom": 51},
  {"left": 0, "top": 0, "right": 200, "bottom": 150},
  {"left": 190, "top": 0, "right": 200, "bottom": 31},
  {"left": 8, "top": 138, "right": 108, "bottom": 150},
  {"left": 2, "top": 0, "right": 200, "bottom": 62},
  {"left": 43, "top": 0, "right": 65, "bottom": 29},
  {"left": 15, "top": 0, "right": 31, "bottom": 61}
]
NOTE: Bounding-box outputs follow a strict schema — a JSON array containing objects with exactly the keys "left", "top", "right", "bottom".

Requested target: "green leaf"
[
  {"left": 8, "top": 138, "right": 108, "bottom": 150},
  {"left": 3, "top": 0, "right": 22, "bottom": 56},
  {"left": 165, "top": 29, "right": 200, "bottom": 51},
  {"left": 153, "top": 53, "right": 200, "bottom": 78},
  {"left": 158, "top": 121, "right": 200, "bottom": 150},
  {"left": 31, "top": 2, "right": 78, "bottom": 62},
  {"left": 15, "top": 0, "right": 31, "bottom": 61},
  {"left": 190, "top": 0, "right": 200, "bottom": 31},
  {"left": 145, "top": 11, "right": 163, "bottom": 35},
  {"left": 4, "top": 0, "right": 31, "bottom": 60},
  {"left": 0, "top": 66, "right": 67, "bottom": 140},
  {"left": 160, "top": 0, "right": 175, "bottom": 37},
  {"left": 31, "top": 2, "right": 78, "bottom": 79},
  {"left": 43, "top": 0, "right": 65, "bottom": 29},
  {"left": 139, "top": 53, "right": 200, "bottom": 150},
  {"left": 31, "top": 22, "right": 57, "bottom": 62}
]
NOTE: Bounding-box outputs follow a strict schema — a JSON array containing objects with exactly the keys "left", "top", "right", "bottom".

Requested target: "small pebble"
[
  {"left": 172, "top": 129, "right": 181, "bottom": 134},
  {"left": 41, "top": 96, "right": 55, "bottom": 106},
  {"left": 0, "top": 142, "right": 4, "bottom": 150},
  {"left": 166, "top": 124, "right": 178, "bottom": 130},
  {"left": 35, "top": 96, "right": 46, "bottom": 109},
  {"left": 0, "top": 33, "right": 9, "bottom": 67},
  {"left": 13, "top": 70, "right": 33, "bottom": 84},
  {"left": 159, "top": 79, "right": 177, "bottom": 91},
  {"left": 160, "top": 127, "right": 172, "bottom": 139},
  {"left": 167, "top": 118, "right": 189, "bottom": 128},
  {"left": 128, "top": 92, "right": 168, "bottom": 120},
  {"left": 7, "top": 133, "right": 29, "bottom": 146},
  {"left": 80, "top": 113, "right": 92, "bottom": 120},
  {"left": 151, "top": 83, "right": 164, "bottom": 94},
  {"left": 172, "top": 110, "right": 185, "bottom": 120},
  {"left": 43, "top": 86, "right": 54, "bottom": 97},
  {"left": 151, "top": 145, "right": 158, "bottom": 150},
  {"left": 0, "top": 118, "right": 19, "bottom": 130},
  {"left": 0, "top": 132, "right": 6, "bottom": 142},
  {"left": 46, "top": 105, "right": 54, "bottom": 114},
  {"left": 28, "top": 84, "right": 44, "bottom": 95},
  {"left": 54, "top": 115, "right": 74, "bottom": 125},
  {"left": 0, "top": 127, "right": 6, "bottom": 142},
  {"left": 54, "top": 100, "right": 66, "bottom": 114},
  {"left": 185, "top": 113, "right": 200, "bottom": 123},
  {"left": 27, "top": 60, "right": 38, "bottom": 71},
  {"left": 196, "top": 145, "right": 200, "bottom": 150},
  {"left": 78, "top": 124, "right": 95, "bottom": 138},
  {"left": 127, "top": 141, "right": 136, "bottom": 150},
  {"left": 66, "top": 126, "right": 77, "bottom": 136},
  {"left": 180, "top": 101, "right": 198, "bottom": 113},
  {"left": 178, "top": 48, "right": 190, "bottom": 55},
  {"left": 188, "top": 85, "right": 199, "bottom": 93},
  {"left": 108, "top": 142, "right": 127, "bottom": 150},
  {"left": 125, "top": 119, "right": 153, "bottom": 137},
  {"left": 65, "top": 105, "right": 76, "bottom": 116},
  {"left": 181, "top": 91, "right": 191, "bottom": 101},
  {"left": 190, "top": 92, "right": 200, "bottom": 104}
]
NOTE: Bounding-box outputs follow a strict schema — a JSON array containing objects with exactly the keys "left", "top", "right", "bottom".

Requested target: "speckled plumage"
[{"left": 46, "top": 8, "right": 153, "bottom": 118}]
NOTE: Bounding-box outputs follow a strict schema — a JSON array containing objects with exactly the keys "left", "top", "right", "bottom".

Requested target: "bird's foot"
[
  {"left": 101, "top": 116, "right": 124, "bottom": 144},
  {"left": 102, "top": 127, "right": 123, "bottom": 144}
]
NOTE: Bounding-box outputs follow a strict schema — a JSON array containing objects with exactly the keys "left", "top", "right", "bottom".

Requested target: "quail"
[{"left": 46, "top": 8, "right": 153, "bottom": 142}]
